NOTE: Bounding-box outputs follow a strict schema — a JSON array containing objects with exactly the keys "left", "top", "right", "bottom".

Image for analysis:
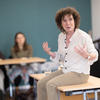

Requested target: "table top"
[
  {"left": 30, "top": 73, "right": 46, "bottom": 80},
  {"left": 58, "top": 76, "right": 100, "bottom": 92},
  {"left": 0, "top": 57, "right": 46, "bottom": 65},
  {"left": 30, "top": 73, "right": 100, "bottom": 92}
]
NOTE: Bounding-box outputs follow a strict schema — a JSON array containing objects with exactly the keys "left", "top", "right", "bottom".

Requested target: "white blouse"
[{"left": 50, "top": 29, "right": 98, "bottom": 74}]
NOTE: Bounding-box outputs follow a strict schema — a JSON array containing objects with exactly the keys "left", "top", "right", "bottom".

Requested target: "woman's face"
[
  {"left": 16, "top": 34, "right": 25, "bottom": 46},
  {"left": 61, "top": 14, "right": 75, "bottom": 34}
]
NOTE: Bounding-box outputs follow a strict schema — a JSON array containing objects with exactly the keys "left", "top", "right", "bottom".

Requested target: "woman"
[
  {"left": 37, "top": 7, "right": 98, "bottom": 100},
  {"left": 9, "top": 32, "right": 33, "bottom": 86},
  {"left": 11, "top": 32, "right": 32, "bottom": 58}
]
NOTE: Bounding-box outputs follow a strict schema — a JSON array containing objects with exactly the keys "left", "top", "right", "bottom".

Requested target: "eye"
[
  {"left": 63, "top": 19, "right": 67, "bottom": 22},
  {"left": 69, "top": 18, "right": 73, "bottom": 21}
]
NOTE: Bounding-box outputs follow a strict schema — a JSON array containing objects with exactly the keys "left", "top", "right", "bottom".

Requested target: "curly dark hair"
[
  {"left": 55, "top": 7, "right": 80, "bottom": 32},
  {"left": 14, "top": 32, "right": 28, "bottom": 53}
]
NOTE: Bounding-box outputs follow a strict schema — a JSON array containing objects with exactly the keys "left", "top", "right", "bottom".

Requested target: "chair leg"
[{"left": 9, "top": 83, "right": 13, "bottom": 97}]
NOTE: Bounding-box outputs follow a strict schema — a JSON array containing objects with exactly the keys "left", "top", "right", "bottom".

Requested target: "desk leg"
[
  {"left": 94, "top": 90, "right": 98, "bottom": 100},
  {"left": 58, "top": 91, "right": 60, "bottom": 100},
  {"left": 83, "top": 92, "right": 87, "bottom": 100},
  {"left": 33, "top": 79, "right": 38, "bottom": 97}
]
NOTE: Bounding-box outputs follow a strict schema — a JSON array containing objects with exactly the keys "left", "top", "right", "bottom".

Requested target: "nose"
[{"left": 66, "top": 20, "right": 70, "bottom": 25}]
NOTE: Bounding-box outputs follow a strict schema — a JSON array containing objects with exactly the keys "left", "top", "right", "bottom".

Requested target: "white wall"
[{"left": 91, "top": 0, "right": 100, "bottom": 40}]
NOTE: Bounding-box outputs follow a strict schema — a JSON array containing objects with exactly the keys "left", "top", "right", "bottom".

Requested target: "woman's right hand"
[
  {"left": 42, "top": 42, "right": 56, "bottom": 58},
  {"left": 42, "top": 42, "right": 51, "bottom": 54}
]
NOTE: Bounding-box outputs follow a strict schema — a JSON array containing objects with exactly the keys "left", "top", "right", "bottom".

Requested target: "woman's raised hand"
[
  {"left": 42, "top": 42, "right": 51, "bottom": 54},
  {"left": 74, "top": 44, "right": 96, "bottom": 60},
  {"left": 42, "top": 42, "right": 56, "bottom": 58},
  {"left": 74, "top": 44, "right": 89, "bottom": 59}
]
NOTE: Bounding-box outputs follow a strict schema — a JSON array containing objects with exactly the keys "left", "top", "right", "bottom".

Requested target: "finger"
[
  {"left": 48, "top": 48, "right": 51, "bottom": 51},
  {"left": 42, "top": 43, "right": 47, "bottom": 49},
  {"left": 78, "top": 44, "right": 86, "bottom": 50},
  {"left": 46, "top": 42, "right": 48, "bottom": 47},
  {"left": 75, "top": 46, "right": 82, "bottom": 52},
  {"left": 74, "top": 46, "right": 80, "bottom": 53},
  {"left": 83, "top": 43, "right": 87, "bottom": 50},
  {"left": 75, "top": 46, "right": 84, "bottom": 55},
  {"left": 42, "top": 42, "right": 46, "bottom": 46},
  {"left": 42, "top": 42, "right": 46, "bottom": 48},
  {"left": 78, "top": 44, "right": 83, "bottom": 50},
  {"left": 43, "top": 42, "right": 48, "bottom": 47}
]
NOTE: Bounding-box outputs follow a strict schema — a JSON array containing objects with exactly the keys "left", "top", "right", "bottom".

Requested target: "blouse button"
[
  {"left": 65, "top": 47, "right": 67, "bottom": 49},
  {"left": 65, "top": 60, "right": 67, "bottom": 62}
]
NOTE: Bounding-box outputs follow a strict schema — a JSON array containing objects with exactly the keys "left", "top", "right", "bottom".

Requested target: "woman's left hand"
[{"left": 74, "top": 44, "right": 89, "bottom": 59}]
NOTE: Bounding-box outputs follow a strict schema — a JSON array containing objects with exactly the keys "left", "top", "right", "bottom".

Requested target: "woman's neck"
[
  {"left": 66, "top": 31, "right": 74, "bottom": 40},
  {"left": 65, "top": 31, "right": 75, "bottom": 47},
  {"left": 18, "top": 44, "right": 23, "bottom": 50}
]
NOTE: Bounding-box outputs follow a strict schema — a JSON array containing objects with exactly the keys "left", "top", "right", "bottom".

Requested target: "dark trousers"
[
  {"left": 0, "top": 90, "right": 4, "bottom": 100},
  {"left": 14, "top": 75, "right": 34, "bottom": 86}
]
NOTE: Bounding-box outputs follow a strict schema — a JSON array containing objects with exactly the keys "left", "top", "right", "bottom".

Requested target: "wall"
[
  {"left": 0, "top": 0, "right": 91, "bottom": 59},
  {"left": 91, "top": 0, "right": 100, "bottom": 40}
]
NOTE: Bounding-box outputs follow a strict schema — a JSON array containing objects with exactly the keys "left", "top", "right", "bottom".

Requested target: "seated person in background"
[
  {"left": 0, "top": 70, "right": 4, "bottom": 92},
  {"left": 0, "top": 51, "right": 9, "bottom": 91},
  {"left": 8, "top": 32, "right": 34, "bottom": 87}
]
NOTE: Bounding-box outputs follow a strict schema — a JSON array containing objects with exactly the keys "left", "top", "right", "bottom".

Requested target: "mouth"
[{"left": 66, "top": 27, "right": 71, "bottom": 29}]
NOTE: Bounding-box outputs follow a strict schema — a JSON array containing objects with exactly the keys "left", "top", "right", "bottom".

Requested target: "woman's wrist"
[
  {"left": 87, "top": 55, "right": 91, "bottom": 60},
  {"left": 85, "top": 54, "right": 91, "bottom": 60},
  {"left": 86, "top": 53, "right": 96, "bottom": 60},
  {"left": 84, "top": 52, "right": 91, "bottom": 60},
  {"left": 48, "top": 51, "right": 56, "bottom": 58}
]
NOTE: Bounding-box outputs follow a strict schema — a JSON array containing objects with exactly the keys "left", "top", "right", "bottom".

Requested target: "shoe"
[{"left": 25, "top": 87, "right": 33, "bottom": 95}]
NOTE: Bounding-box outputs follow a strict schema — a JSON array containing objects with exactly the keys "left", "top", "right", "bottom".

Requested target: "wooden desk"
[
  {"left": 58, "top": 76, "right": 100, "bottom": 92},
  {"left": 30, "top": 73, "right": 100, "bottom": 100},
  {"left": 30, "top": 73, "right": 45, "bottom": 81},
  {"left": 0, "top": 57, "right": 46, "bottom": 65},
  {"left": 3, "top": 57, "right": 46, "bottom": 98}
]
